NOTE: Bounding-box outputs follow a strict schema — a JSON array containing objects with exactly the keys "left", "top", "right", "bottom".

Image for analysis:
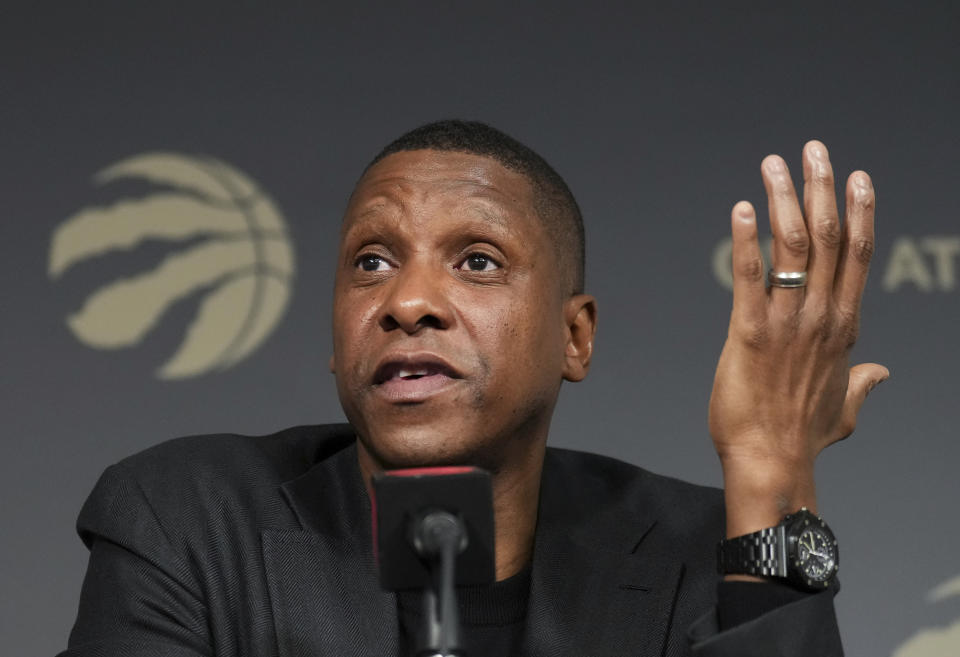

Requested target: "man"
[{"left": 60, "top": 121, "right": 887, "bottom": 656}]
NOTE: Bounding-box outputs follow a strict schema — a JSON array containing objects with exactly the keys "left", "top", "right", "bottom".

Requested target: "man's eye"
[
  {"left": 357, "top": 255, "right": 390, "bottom": 272},
  {"left": 460, "top": 253, "right": 499, "bottom": 272}
]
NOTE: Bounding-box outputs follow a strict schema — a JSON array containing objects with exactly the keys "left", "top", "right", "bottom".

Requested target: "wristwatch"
[{"left": 717, "top": 507, "right": 839, "bottom": 591}]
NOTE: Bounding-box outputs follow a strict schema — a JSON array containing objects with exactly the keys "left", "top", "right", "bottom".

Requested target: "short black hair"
[{"left": 364, "top": 120, "right": 585, "bottom": 295}]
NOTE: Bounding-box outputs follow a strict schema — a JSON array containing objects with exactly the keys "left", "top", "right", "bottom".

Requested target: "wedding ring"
[{"left": 768, "top": 270, "right": 808, "bottom": 288}]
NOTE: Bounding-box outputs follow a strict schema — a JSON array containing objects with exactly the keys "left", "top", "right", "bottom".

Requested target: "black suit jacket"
[{"left": 60, "top": 424, "right": 842, "bottom": 656}]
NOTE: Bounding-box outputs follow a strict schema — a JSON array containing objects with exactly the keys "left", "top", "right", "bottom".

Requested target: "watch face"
[{"left": 794, "top": 522, "right": 839, "bottom": 588}]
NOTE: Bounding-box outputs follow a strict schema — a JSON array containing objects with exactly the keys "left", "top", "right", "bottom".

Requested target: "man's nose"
[{"left": 379, "top": 260, "right": 452, "bottom": 334}]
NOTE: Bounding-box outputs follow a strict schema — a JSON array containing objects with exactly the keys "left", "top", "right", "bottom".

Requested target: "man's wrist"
[{"left": 720, "top": 456, "right": 818, "bottom": 538}]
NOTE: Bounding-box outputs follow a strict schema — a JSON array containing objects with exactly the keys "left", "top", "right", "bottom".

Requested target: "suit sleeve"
[
  {"left": 687, "top": 590, "right": 843, "bottom": 656},
  {"left": 57, "top": 464, "right": 212, "bottom": 657}
]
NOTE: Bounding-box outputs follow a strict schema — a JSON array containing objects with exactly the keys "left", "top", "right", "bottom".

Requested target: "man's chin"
[{"left": 355, "top": 428, "right": 503, "bottom": 473}]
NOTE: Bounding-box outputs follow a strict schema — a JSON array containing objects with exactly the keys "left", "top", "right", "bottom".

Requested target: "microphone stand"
[{"left": 412, "top": 510, "right": 467, "bottom": 657}]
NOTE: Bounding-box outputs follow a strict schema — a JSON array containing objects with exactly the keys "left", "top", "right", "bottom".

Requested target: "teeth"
[{"left": 398, "top": 368, "right": 429, "bottom": 379}]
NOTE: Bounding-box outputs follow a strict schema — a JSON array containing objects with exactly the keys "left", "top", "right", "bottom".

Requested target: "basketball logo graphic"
[
  {"left": 893, "top": 574, "right": 960, "bottom": 656},
  {"left": 48, "top": 153, "right": 295, "bottom": 379}
]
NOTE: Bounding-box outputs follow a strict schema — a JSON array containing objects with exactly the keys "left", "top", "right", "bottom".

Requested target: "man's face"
[{"left": 331, "top": 150, "right": 589, "bottom": 472}]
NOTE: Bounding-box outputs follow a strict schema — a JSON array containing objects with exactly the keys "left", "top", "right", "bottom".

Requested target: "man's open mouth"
[
  {"left": 372, "top": 357, "right": 463, "bottom": 401},
  {"left": 373, "top": 358, "right": 461, "bottom": 385}
]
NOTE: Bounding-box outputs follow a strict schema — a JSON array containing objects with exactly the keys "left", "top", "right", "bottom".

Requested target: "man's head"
[
  {"left": 331, "top": 121, "right": 597, "bottom": 476},
  {"left": 365, "top": 120, "right": 585, "bottom": 296}
]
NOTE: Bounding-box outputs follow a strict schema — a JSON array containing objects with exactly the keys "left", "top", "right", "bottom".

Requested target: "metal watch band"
[{"left": 717, "top": 525, "right": 788, "bottom": 577}]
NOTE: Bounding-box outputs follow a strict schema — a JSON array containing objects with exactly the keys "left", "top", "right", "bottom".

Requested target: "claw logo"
[
  {"left": 48, "top": 153, "right": 295, "bottom": 379},
  {"left": 893, "top": 574, "right": 960, "bottom": 656}
]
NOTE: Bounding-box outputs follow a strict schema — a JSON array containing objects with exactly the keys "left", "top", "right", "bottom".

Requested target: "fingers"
[
  {"left": 738, "top": 143, "right": 873, "bottom": 350},
  {"left": 730, "top": 201, "right": 766, "bottom": 329},
  {"left": 835, "top": 363, "right": 890, "bottom": 443},
  {"left": 802, "top": 141, "right": 841, "bottom": 301},
  {"left": 834, "top": 172, "right": 876, "bottom": 324},
  {"left": 762, "top": 155, "right": 808, "bottom": 315}
]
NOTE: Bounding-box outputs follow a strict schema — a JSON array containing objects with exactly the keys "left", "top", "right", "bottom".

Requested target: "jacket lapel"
[
  {"left": 260, "top": 440, "right": 687, "bottom": 657},
  {"left": 262, "top": 442, "right": 398, "bottom": 657},
  {"left": 522, "top": 452, "right": 686, "bottom": 657}
]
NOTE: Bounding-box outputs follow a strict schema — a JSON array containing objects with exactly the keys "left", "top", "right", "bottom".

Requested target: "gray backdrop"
[{"left": 3, "top": 3, "right": 958, "bottom": 656}]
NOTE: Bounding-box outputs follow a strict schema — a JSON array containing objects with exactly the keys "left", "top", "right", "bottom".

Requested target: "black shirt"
[
  {"left": 398, "top": 565, "right": 532, "bottom": 657},
  {"left": 396, "top": 567, "right": 807, "bottom": 656}
]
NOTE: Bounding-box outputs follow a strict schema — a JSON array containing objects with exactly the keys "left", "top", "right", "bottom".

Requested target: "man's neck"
[{"left": 488, "top": 451, "right": 544, "bottom": 580}]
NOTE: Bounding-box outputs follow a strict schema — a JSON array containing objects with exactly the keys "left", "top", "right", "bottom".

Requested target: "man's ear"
[{"left": 561, "top": 294, "right": 598, "bottom": 382}]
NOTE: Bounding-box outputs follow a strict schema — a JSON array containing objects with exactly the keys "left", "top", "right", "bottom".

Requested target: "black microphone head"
[
  {"left": 411, "top": 509, "right": 468, "bottom": 558},
  {"left": 371, "top": 467, "right": 495, "bottom": 591}
]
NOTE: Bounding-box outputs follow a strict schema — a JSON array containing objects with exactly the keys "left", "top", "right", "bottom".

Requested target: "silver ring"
[{"left": 768, "top": 270, "right": 808, "bottom": 288}]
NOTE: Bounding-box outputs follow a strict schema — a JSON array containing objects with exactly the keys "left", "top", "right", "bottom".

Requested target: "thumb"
[{"left": 838, "top": 363, "right": 890, "bottom": 441}]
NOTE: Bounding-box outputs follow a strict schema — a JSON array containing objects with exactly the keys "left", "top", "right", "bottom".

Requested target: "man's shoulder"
[
  {"left": 113, "top": 423, "right": 356, "bottom": 487},
  {"left": 545, "top": 446, "right": 721, "bottom": 501},
  {"left": 543, "top": 446, "right": 725, "bottom": 537},
  {"left": 78, "top": 424, "right": 356, "bottom": 546}
]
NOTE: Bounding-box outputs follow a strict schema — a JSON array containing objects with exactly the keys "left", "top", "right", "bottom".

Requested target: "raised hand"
[{"left": 708, "top": 141, "right": 889, "bottom": 539}]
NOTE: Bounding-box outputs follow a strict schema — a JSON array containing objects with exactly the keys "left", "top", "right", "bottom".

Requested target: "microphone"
[{"left": 372, "top": 467, "right": 495, "bottom": 657}]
